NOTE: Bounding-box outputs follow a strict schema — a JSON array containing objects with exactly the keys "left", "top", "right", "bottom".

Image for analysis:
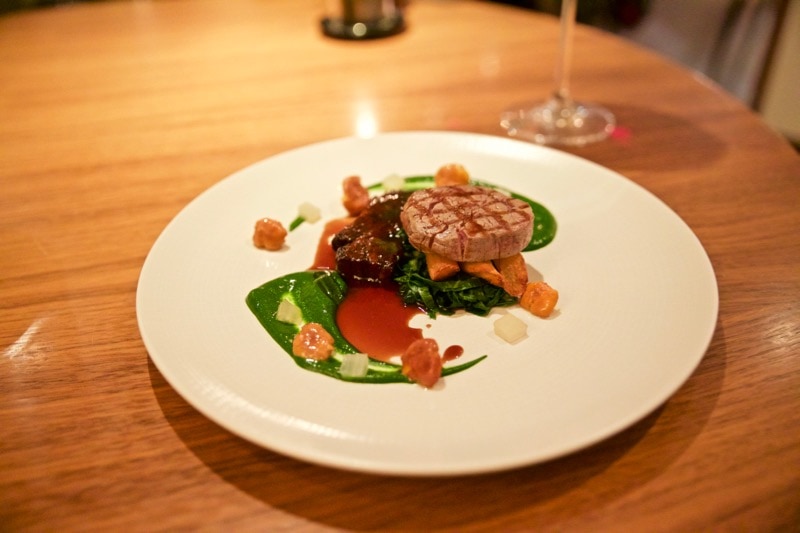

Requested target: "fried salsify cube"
[
  {"left": 401, "top": 338, "right": 443, "bottom": 388},
  {"left": 253, "top": 218, "right": 287, "bottom": 251},
  {"left": 292, "top": 323, "right": 335, "bottom": 360},
  {"left": 342, "top": 175, "right": 369, "bottom": 216},
  {"left": 520, "top": 281, "right": 559, "bottom": 318},
  {"left": 434, "top": 163, "right": 470, "bottom": 187}
]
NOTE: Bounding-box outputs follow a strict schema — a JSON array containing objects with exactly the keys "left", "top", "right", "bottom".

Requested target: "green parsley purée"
[{"left": 246, "top": 270, "right": 486, "bottom": 383}]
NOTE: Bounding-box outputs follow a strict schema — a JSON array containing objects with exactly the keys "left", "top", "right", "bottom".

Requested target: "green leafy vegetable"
[{"left": 394, "top": 248, "right": 518, "bottom": 318}]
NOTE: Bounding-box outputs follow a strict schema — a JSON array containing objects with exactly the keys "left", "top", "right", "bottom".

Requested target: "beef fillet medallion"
[{"left": 400, "top": 185, "right": 534, "bottom": 262}]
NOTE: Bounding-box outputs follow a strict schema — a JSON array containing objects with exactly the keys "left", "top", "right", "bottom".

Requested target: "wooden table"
[{"left": 2, "top": 0, "right": 798, "bottom": 530}]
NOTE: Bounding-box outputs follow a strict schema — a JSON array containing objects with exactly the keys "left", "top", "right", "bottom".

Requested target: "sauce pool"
[
  {"left": 313, "top": 217, "right": 425, "bottom": 361},
  {"left": 336, "top": 285, "right": 423, "bottom": 362},
  {"left": 443, "top": 345, "right": 464, "bottom": 362},
  {"left": 314, "top": 216, "right": 469, "bottom": 364},
  {"left": 310, "top": 218, "right": 352, "bottom": 270}
]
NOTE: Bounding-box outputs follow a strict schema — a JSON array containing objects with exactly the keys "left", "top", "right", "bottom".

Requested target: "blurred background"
[
  {"left": 494, "top": 0, "right": 798, "bottom": 147},
  {"left": 1, "top": 0, "right": 797, "bottom": 146}
]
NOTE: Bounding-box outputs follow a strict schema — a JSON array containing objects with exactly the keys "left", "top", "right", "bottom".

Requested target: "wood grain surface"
[{"left": 1, "top": 0, "right": 798, "bottom": 531}]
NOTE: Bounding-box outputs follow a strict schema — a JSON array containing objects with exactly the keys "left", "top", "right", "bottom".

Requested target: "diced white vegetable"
[
  {"left": 494, "top": 313, "right": 527, "bottom": 344},
  {"left": 297, "top": 202, "right": 321, "bottom": 223},
  {"left": 339, "top": 353, "right": 370, "bottom": 378},
  {"left": 382, "top": 174, "right": 404, "bottom": 191},
  {"left": 276, "top": 298, "right": 303, "bottom": 325}
]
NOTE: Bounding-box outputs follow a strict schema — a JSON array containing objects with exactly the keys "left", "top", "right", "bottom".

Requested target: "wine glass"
[{"left": 500, "top": 0, "right": 615, "bottom": 146}]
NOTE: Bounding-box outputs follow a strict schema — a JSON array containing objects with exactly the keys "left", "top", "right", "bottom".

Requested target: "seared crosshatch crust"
[{"left": 400, "top": 185, "right": 534, "bottom": 262}]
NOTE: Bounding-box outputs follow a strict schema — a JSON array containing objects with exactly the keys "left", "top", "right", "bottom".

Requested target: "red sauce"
[
  {"left": 336, "top": 285, "right": 423, "bottom": 362},
  {"left": 310, "top": 218, "right": 352, "bottom": 270},
  {"left": 443, "top": 345, "right": 464, "bottom": 362},
  {"left": 313, "top": 217, "right": 460, "bottom": 364}
]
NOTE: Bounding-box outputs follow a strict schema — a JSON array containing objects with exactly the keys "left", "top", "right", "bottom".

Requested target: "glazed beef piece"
[
  {"left": 332, "top": 191, "right": 410, "bottom": 286},
  {"left": 400, "top": 185, "right": 533, "bottom": 262}
]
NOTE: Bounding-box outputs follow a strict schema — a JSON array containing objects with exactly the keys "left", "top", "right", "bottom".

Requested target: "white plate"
[{"left": 136, "top": 131, "right": 718, "bottom": 476}]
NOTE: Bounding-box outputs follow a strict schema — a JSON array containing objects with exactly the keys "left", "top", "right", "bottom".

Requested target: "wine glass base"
[{"left": 500, "top": 99, "right": 616, "bottom": 147}]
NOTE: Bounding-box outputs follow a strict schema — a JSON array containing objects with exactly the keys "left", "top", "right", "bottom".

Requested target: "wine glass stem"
[{"left": 553, "top": 0, "right": 577, "bottom": 105}]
